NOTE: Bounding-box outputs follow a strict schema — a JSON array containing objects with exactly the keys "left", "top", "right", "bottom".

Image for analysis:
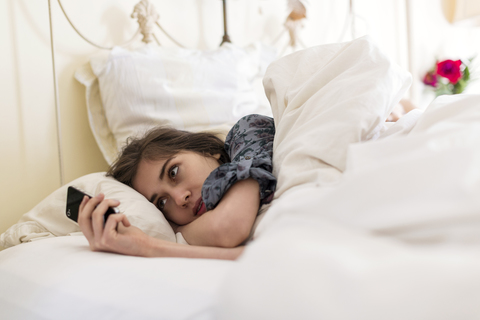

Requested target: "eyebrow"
[{"left": 149, "top": 157, "right": 175, "bottom": 204}]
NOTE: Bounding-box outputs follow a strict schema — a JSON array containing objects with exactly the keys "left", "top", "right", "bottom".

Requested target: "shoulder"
[
  {"left": 226, "top": 114, "right": 275, "bottom": 144},
  {"left": 225, "top": 114, "right": 275, "bottom": 161},
  {"left": 233, "top": 114, "right": 274, "bottom": 131}
]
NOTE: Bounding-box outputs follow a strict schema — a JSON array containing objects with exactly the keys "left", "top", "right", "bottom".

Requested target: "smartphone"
[{"left": 66, "top": 186, "right": 119, "bottom": 223}]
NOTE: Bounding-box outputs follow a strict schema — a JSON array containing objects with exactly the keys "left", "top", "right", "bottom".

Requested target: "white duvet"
[{"left": 217, "top": 37, "right": 480, "bottom": 319}]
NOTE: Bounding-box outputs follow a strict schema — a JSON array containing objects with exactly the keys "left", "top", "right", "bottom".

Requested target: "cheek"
[
  {"left": 165, "top": 210, "right": 192, "bottom": 226},
  {"left": 187, "top": 171, "right": 209, "bottom": 189},
  {"left": 163, "top": 210, "right": 180, "bottom": 225},
  {"left": 195, "top": 174, "right": 210, "bottom": 191},
  {"left": 200, "top": 162, "right": 218, "bottom": 183}
]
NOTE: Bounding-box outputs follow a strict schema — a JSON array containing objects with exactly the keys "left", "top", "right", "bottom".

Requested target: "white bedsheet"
[{"left": 0, "top": 236, "right": 233, "bottom": 320}]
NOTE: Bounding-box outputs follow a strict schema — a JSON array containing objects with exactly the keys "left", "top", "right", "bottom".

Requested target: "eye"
[
  {"left": 157, "top": 198, "right": 167, "bottom": 211},
  {"left": 169, "top": 165, "right": 179, "bottom": 180}
]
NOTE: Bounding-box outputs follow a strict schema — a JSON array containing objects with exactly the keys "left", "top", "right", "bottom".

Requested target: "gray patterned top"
[{"left": 202, "top": 114, "right": 277, "bottom": 211}]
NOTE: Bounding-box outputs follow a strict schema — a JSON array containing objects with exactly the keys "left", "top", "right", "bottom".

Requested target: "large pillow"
[
  {"left": 75, "top": 42, "right": 275, "bottom": 164},
  {"left": 0, "top": 173, "right": 176, "bottom": 249}
]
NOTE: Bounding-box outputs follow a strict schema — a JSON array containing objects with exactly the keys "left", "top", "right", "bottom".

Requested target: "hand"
[
  {"left": 78, "top": 193, "right": 246, "bottom": 260},
  {"left": 78, "top": 193, "right": 150, "bottom": 256},
  {"left": 178, "top": 178, "right": 260, "bottom": 247}
]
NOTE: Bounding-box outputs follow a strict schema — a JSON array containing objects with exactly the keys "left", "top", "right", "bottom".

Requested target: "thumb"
[{"left": 121, "top": 214, "right": 131, "bottom": 227}]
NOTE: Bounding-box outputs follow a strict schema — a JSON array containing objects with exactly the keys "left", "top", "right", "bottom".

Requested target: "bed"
[{"left": 1, "top": 1, "right": 480, "bottom": 319}]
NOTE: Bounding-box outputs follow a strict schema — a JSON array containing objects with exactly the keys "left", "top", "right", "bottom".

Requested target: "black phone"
[{"left": 66, "top": 186, "right": 119, "bottom": 223}]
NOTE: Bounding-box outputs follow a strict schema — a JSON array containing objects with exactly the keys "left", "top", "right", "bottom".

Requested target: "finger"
[
  {"left": 78, "top": 195, "right": 89, "bottom": 225},
  {"left": 96, "top": 198, "right": 121, "bottom": 219},
  {"left": 87, "top": 193, "right": 109, "bottom": 245},
  {"left": 121, "top": 214, "right": 131, "bottom": 227},
  {"left": 104, "top": 213, "right": 128, "bottom": 235},
  {"left": 102, "top": 214, "right": 130, "bottom": 249},
  {"left": 90, "top": 196, "right": 117, "bottom": 244},
  {"left": 78, "top": 196, "right": 95, "bottom": 241},
  {"left": 111, "top": 214, "right": 130, "bottom": 231},
  {"left": 116, "top": 222, "right": 128, "bottom": 233},
  {"left": 82, "top": 193, "right": 105, "bottom": 224},
  {"left": 78, "top": 195, "right": 89, "bottom": 216}
]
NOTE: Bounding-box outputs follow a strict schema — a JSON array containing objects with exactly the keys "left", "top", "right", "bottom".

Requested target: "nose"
[{"left": 172, "top": 188, "right": 190, "bottom": 207}]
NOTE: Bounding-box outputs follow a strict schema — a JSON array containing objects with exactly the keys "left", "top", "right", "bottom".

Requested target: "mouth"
[{"left": 194, "top": 198, "right": 207, "bottom": 216}]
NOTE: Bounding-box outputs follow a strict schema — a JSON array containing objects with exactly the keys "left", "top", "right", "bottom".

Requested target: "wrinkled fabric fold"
[{"left": 202, "top": 115, "right": 276, "bottom": 211}]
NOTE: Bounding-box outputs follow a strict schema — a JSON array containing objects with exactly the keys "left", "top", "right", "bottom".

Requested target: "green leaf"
[
  {"left": 453, "top": 79, "right": 466, "bottom": 94},
  {"left": 463, "top": 66, "right": 470, "bottom": 82}
]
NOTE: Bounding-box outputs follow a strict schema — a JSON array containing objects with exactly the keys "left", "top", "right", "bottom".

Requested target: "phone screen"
[{"left": 66, "top": 186, "right": 118, "bottom": 223}]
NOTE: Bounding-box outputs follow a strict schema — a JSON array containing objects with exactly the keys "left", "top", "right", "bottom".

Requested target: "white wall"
[
  {"left": 4, "top": 0, "right": 473, "bottom": 236},
  {"left": 1, "top": 0, "right": 62, "bottom": 235}
]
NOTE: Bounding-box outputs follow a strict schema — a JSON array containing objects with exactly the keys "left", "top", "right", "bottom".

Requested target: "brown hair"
[{"left": 107, "top": 127, "right": 230, "bottom": 188}]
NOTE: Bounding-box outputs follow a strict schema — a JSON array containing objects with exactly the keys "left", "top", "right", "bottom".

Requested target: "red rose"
[
  {"left": 436, "top": 59, "right": 462, "bottom": 84},
  {"left": 423, "top": 71, "right": 438, "bottom": 87}
]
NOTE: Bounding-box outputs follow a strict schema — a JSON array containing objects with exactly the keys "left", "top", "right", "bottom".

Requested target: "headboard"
[{"left": 48, "top": 0, "right": 311, "bottom": 185}]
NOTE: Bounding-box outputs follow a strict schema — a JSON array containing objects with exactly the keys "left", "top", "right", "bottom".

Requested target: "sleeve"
[{"left": 201, "top": 114, "right": 277, "bottom": 211}]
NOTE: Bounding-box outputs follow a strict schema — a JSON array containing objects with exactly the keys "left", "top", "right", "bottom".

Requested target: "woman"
[{"left": 78, "top": 114, "right": 276, "bottom": 260}]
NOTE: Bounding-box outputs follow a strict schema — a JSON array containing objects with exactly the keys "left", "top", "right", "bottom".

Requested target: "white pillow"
[
  {"left": 0, "top": 172, "right": 176, "bottom": 249},
  {"left": 75, "top": 42, "right": 275, "bottom": 164}
]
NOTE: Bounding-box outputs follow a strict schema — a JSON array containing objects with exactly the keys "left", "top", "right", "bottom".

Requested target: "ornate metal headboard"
[
  {"left": 220, "top": 0, "right": 231, "bottom": 45},
  {"left": 47, "top": 0, "right": 233, "bottom": 185},
  {"left": 55, "top": 0, "right": 230, "bottom": 50},
  {"left": 47, "top": 0, "right": 306, "bottom": 185}
]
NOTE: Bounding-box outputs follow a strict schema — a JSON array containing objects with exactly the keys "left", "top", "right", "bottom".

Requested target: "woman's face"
[{"left": 132, "top": 151, "right": 220, "bottom": 226}]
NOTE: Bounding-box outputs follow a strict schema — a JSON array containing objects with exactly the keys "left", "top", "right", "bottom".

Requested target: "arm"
[
  {"left": 177, "top": 178, "right": 260, "bottom": 247},
  {"left": 177, "top": 115, "right": 276, "bottom": 248},
  {"left": 77, "top": 193, "right": 244, "bottom": 260}
]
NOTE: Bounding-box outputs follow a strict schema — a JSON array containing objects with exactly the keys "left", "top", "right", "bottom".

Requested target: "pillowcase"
[
  {"left": 75, "top": 42, "right": 275, "bottom": 164},
  {"left": 0, "top": 172, "right": 176, "bottom": 249}
]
